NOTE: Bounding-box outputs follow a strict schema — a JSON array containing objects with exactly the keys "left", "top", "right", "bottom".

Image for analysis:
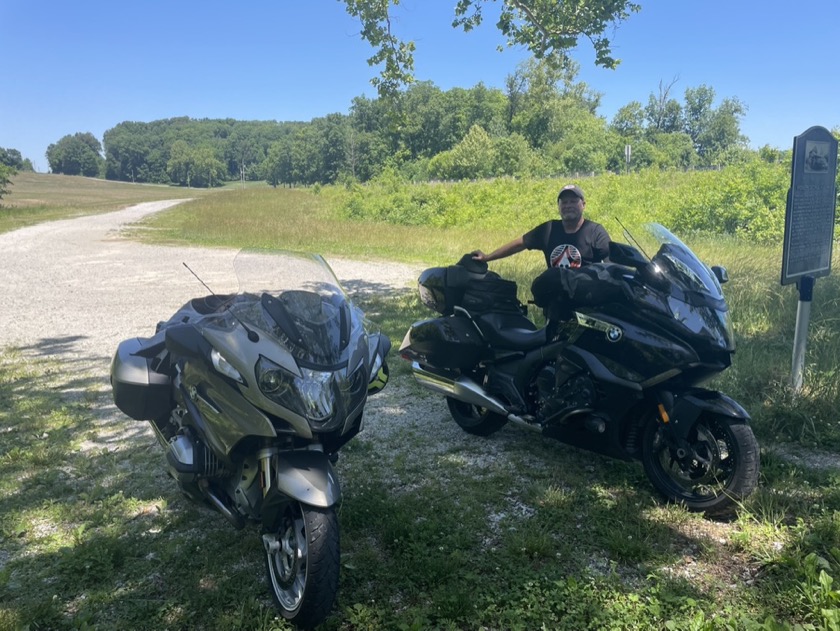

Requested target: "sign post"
[{"left": 780, "top": 126, "right": 838, "bottom": 392}]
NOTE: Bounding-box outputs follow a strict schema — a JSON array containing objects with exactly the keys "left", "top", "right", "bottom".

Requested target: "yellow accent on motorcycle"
[
  {"left": 657, "top": 403, "right": 670, "bottom": 423},
  {"left": 368, "top": 366, "right": 389, "bottom": 393}
]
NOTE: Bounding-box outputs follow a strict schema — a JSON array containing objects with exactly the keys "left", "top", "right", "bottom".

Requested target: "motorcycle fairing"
[
  {"left": 645, "top": 227, "right": 735, "bottom": 353},
  {"left": 187, "top": 251, "right": 374, "bottom": 438},
  {"left": 564, "top": 309, "right": 701, "bottom": 386},
  {"left": 178, "top": 366, "right": 279, "bottom": 458}
]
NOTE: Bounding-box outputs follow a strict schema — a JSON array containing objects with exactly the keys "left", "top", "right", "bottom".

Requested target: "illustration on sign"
[{"left": 805, "top": 140, "right": 830, "bottom": 172}]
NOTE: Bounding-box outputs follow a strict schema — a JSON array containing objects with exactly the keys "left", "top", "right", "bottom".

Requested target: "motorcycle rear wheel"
[
  {"left": 263, "top": 502, "right": 339, "bottom": 629},
  {"left": 446, "top": 397, "right": 508, "bottom": 436},
  {"left": 641, "top": 414, "right": 759, "bottom": 518}
]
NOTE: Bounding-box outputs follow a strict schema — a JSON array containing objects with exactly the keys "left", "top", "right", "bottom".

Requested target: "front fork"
[{"left": 652, "top": 389, "right": 749, "bottom": 470}]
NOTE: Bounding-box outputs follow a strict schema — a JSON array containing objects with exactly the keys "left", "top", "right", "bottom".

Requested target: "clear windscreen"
[
  {"left": 629, "top": 223, "right": 724, "bottom": 301},
  {"left": 199, "top": 250, "right": 366, "bottom": 367}
]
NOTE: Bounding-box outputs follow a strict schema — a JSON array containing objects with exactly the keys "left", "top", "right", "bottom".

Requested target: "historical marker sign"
[{"left": 780, "top": 126, "right": 838, "bottom": 285}]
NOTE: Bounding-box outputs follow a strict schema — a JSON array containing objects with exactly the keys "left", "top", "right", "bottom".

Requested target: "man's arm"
[
  {"left": 592, "top": 224, "right": 612, "bottom": 262},
  {"left": 472, "top": 236, "right": 526, "bottom": 263}
]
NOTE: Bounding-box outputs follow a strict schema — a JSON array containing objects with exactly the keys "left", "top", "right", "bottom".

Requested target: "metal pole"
[{"left": 791, "top": 275, "right": 815, "bottom": 392}]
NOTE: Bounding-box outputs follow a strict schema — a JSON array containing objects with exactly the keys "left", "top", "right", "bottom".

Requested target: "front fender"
[
  {"left": 669, "top": 389, "right": 750, "bottom": 440},
  {"left": 271, "top": 450, "right": 341, "bottom": 508}
]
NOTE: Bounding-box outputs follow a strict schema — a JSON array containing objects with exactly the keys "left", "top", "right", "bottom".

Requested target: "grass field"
[
  {"left": 0, "top": 172, "right": 213, "bottom": 234},
  {"left": 2, "top": 174, "right": 840, "bottom": 630}
]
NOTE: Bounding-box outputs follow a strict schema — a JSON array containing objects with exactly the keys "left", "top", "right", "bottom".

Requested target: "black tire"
[
  {"left": 642, "top": 414, "right": 759, "bottom": 518},
  {"left": 263, "top": 502, "right": 339, "bottom": 629},
  {"left": 446, "top": 397, "right": 508, "bottom": 436}
]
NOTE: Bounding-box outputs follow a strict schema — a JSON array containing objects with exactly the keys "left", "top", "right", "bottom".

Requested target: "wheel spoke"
[{"left": 643, "top": 411, "right": 759, "bottom": 515}]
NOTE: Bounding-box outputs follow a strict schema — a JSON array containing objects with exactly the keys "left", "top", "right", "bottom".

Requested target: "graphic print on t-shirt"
[{"left": 550, "top": 244, "right": 582, "bottom": 268}]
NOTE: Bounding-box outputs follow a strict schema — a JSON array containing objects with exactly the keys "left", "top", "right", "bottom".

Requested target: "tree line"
[
  {"left": 0, "top": 147, "right": 35, "bottom": 204},
  {"left": 42, "top": 60, "right": 772, "bottom": 188}
]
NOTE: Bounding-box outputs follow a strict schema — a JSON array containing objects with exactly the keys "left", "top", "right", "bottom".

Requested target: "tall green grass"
[
  {"left": 332, "top": 162, "right": 791, "bottom": 244},
  {"left": 129, "top": 185, "right": 520, "bottom": 264}
]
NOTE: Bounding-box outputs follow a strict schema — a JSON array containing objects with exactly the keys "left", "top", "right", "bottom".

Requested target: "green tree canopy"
[
  {"left": 428, "top": 124, "right": 497, "bottom": 180},
  {"left": 166, "top": 140, "right": 195, "bottom": 187},
  {"left": 46, "top": 133, "right": 104, "bottom": 177},
  {"left": 0, "top": 163, "right": 14, "bottom": 204},
  {"left": 645, "top": 79, "right": 683, "bottom": 134},
  {"left": 609, "top": 80, "right": 746, "bottom": 169},
  {"left": 683, "top": 85, "right": 747, "bottom": 164},
  {"left": 0, "top": 147, "right": 34, "bottom": 172},
  {"left": 56, "top": 71, "right": 751, "bottom": 188}
]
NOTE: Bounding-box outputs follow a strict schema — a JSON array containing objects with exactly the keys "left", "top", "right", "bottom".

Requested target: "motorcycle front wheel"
[
  {"left": 263, "top": 502, "right": 339, "bottom": 629},
  {"left": 641, "top": 414, "right": 759, "bottom": 518},
  {"left": 446, "top": 397, "right": 508, "bottom": 436}
]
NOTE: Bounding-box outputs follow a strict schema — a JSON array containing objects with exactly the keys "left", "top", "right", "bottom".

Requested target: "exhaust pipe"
[
  {"left": 410, "top": 362, "right": 540, "bottom": 433},
  {"left": 411, "top": 362, "right": 508, "bottom": 415}
]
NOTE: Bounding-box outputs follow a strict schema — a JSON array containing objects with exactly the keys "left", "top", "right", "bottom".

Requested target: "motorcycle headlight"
[{"left": 256, "top": 356, "right": 336, "bottom": 427}]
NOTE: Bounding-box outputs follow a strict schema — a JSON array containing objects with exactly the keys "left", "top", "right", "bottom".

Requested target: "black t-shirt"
[{"left": 522, "top": 219, "right": 610, "bottom": 268}]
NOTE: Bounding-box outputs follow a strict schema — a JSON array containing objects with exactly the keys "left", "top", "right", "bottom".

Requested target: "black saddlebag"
[
  {"left": 406, "top": 316, "right": 486, "bottom": 369},
  {"left": 110, "top": 338, "right": 172, "bottom": 420}
]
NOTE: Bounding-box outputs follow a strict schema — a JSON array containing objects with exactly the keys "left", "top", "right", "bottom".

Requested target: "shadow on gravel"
[
  {"left": 18, "top": 335, "right": 91, "bottom": 358},
  {"left": 341, "top": 277, "right": 416, "bottom": 298}
]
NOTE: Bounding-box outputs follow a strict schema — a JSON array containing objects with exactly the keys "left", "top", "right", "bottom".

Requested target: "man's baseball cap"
[{"left": 558, "top": 184, "right": 585, "bottom": 201}]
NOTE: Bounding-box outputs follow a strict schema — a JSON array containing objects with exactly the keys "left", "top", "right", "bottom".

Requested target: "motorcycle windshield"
[
  {"left": 642, "top": 224, "right": 733, "bottom": 350},
  {"left": 645, "top": 223, "right": 724, "bottom": 302},
  {"left": 200, "top": 250, "right": 364, "bottom": 368}
]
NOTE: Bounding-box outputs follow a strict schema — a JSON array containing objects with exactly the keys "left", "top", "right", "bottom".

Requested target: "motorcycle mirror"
[
  {"left": 711, "top": 265, "right": 729, "bottom": 284},
  {"left": 608, "top": 241, "right": 648, "bottom": 269}
]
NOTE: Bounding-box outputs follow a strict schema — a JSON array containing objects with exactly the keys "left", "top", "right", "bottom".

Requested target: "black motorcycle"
[
  {"left": 111, "top": 250, "right": 391, "bottom": 628},
  {"left": 399, "top": 223, "right": 759, "bottom": 516}
]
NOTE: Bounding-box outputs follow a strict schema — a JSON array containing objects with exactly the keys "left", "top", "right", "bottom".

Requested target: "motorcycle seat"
[{"left": 476, "top": 312, "right": 547, "bottom": 351}]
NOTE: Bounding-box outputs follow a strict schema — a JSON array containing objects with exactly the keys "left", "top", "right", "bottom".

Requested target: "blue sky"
[{"left": 3, "top": 0, "right": 839, "bottom": 172}]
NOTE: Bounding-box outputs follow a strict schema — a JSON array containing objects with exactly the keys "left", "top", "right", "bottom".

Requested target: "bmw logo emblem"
[{"left": 606, "top": 326, "right": 623, "bottom": 342}]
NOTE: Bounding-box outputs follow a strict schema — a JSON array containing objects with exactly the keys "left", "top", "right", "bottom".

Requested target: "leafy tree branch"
[{"left": 341, "top": 0, "right": 641, "bottom": 100}]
